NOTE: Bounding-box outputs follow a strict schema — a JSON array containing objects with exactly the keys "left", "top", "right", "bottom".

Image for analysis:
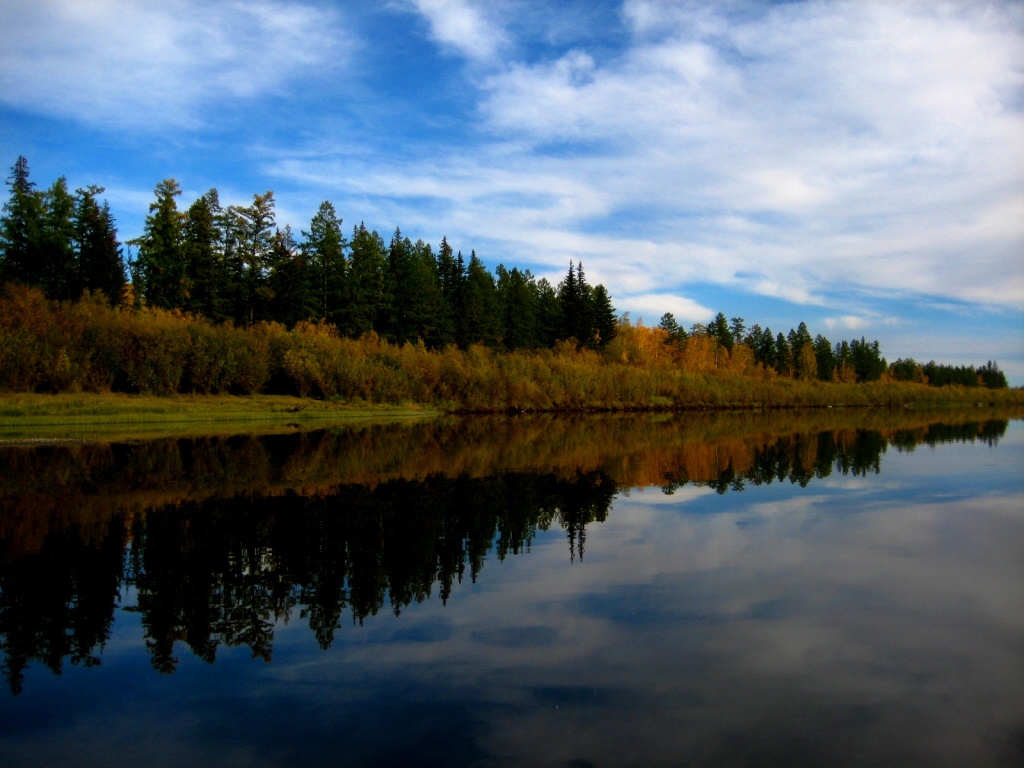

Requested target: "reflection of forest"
[{"left": 0, "top": 411, "right": 1014, "bottom": 693}]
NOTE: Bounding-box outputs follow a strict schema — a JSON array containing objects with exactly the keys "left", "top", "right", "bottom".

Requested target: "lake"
[{"left": 1, "top": 410, "right": 1021, "bottom": 767}]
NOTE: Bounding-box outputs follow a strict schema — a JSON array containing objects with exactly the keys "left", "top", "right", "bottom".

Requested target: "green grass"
[{"left": 0, "top": 392, "right": 442, "bottom": 441}]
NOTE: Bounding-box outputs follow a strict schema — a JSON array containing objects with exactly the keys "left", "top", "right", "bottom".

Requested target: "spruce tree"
[
  {"left": 134, "top": 179, "right": 185, "bottom": 309},
  {"left": 74, "top": 186, "right": 124, "bottom": 303},
  {"left": 182, "top": 190, "right": 228, "bottom": 320},
  {"left": 0, "top": 156, "right": 43, "bottom": 287},
  {"left": 38, "top": 177, "right": 77, "bottom": 299},
  {"left": 302, "top": 201, "right": 346, "bottom": 325},
  {"left": 591, "top": 284, "right": 617, "bottom": 348}
]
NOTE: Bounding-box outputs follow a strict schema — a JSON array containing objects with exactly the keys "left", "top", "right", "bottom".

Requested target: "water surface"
[{"left": 1, "top": 410, "right": 1021, "bottom": 767}]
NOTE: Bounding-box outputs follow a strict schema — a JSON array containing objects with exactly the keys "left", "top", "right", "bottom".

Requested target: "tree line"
[
  {"left": 0, "top": 157, "right": 616, "bottom": 351},
  {"left": 0, "top": 156, "right": 1008, "bottom": 391}
]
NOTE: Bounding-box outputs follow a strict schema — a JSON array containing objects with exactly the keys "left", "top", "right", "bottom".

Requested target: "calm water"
[{"left": 0, "top": 411, "right": 1021, "bottom": 767}]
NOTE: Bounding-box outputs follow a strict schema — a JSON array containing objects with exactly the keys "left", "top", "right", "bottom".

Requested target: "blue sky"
[{"left": 2, "top": 0, "right": 1022, "bottom": 381}]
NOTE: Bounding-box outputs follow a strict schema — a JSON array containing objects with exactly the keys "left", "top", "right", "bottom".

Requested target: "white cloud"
[
  {"left": 403, "top": 0, "right": 507, "bottom": 63},
  {"left": 0, "top": 0, "right": 348, "bottom": 129},
  {"left": 466, "top": 0, "right": 1024, "bottom": 310}
]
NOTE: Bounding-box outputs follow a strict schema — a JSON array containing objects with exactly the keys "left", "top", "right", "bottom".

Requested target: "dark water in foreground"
[{"left": 0, "top": 411, "right": 1021, "bottom": 767}]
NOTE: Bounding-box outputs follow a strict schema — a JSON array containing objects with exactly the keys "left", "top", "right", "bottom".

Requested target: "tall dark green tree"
[
  {"left": 134, "top": 179, "right": 185, "bottom": 309},
  {"left": 344, "top": 222, "right": 386, "bottom": 337},
  {"left": 302, "top": 201, "right": 346, "bottom": 325},
  {"left": 709, "top": 312, "right": 734, "bottom": 351},
  {"left": 38, "top": 177, "right": 77, "bottom": 300},
  {"left": 433, "top": 237, "right": 460, "bottom": 346},
  {"left": 0, "top": 156, "right": 43, "bottom": 287},
  {"left": 775, "top": 332, "right": 792, "bottom": 376},
  {"left": 459, "top": 251, "right": 500, "bottom": 347},
  {"left": 264, "top": 225, "right": 311, "bottom": 326},
  {"left": 591, "top": 284, "right": 617, "bottom": 349},
  {"left": 182, "top": 190, "right": 228, "bottom": 320},
  {"left": 74, "top": 186, "right": 124, "bottom": 303},
  {"left": 228, "top": 191, "right": 276, "bottom": 325},
  {"left": 813, "top": 334, "right": 835, "bottom": 381},
  {"left": 535, "top": 278, "right": 562, "bottom": 347},
  {"left": 558, "top": 261, "right": 596, "bottom": 347},
  {"left": 497, "top": 265, "right": 539, "bottom": 350}
]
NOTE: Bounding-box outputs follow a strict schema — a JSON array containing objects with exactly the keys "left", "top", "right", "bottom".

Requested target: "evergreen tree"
[
  {"left": 228, "top": 191, "right": 276, "bottom": 325},
  {"left": 0, "top": 156, "right": 43, "bottom": 287},
  {"left": 458, "top": 251, "right": 500, "bottom": 347},
  {"left": 344, "top": 222, "right": 386, "bottom": 337},
  {"left": 74, "top": 186, "right": 124, "bottom": 303},
  {"left": 709, "top": 312, "right": 734, "bottom": 351},
  {"left": 497, "top": 265, "right": 539, "bottom": 350},
  {"left": 775, "top": 332, "right": 792, "bottom": 376},
  {"left": 558, "top": 261, "right": 596, "bottom": 347},
  {"left": 38, "top": 178, "right": 77, "bottom": 300},
  {"left": 591, "top": 284, "right": 617, "bottom": 349},
  {"left": 182, "top": 190, "right": 228, "bottom": 320},
  {"left": 813, "top": 334, "right": 835, "bottom": 381},
  {"left": 264, "top": 225, "right": 310, "bottom": 326},
  {"left": 433, "top": 237, "right": 460, "bottom": 346},
  {"left": 658, "top": 312, "right": 687, "bottom": 346},
  {"left": 535, "top": 278, "right": 562, "bottom": 347},
  {"left": 134, "top": 179, "right": 185, "bottom": 309},
  {"left": 302, "top": 201, "right": 346, "bottom": 325}
]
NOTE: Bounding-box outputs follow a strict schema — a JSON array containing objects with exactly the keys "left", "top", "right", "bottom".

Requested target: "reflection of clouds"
[
  {"left": 11, "top": 437, "right": 1021, "bottom": 767},
  {"left": 616, "top": 485, "right": 715, "bottom": 505},
  {"left": 250, "top": 481, "right": 1022, "bottom": 766}
]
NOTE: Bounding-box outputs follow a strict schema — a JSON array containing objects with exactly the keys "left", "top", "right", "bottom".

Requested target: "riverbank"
[
  {"left": 0, "top": 392, "right": 441, "bottom": 441},
  {"left": 1, "top": 387, "right": 1022, "bottom": 442}
]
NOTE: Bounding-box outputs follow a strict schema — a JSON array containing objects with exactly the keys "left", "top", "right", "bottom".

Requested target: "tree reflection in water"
[{"left": 0, "top": 412, "right": 1013, "bottom": 693}]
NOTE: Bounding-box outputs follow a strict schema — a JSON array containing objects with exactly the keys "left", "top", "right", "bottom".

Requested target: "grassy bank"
[{"left": 0, "top": 392, "right": 440, "bottom": 441}]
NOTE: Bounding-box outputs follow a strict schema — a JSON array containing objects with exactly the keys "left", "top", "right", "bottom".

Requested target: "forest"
[{"left": 0, "top": 156, "right": 1011, "bottom": 406}]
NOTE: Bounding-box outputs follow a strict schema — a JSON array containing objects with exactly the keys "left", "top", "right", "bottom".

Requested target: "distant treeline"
[{"left": 0, "top": 156, "right": 1008, "bottom": 396}]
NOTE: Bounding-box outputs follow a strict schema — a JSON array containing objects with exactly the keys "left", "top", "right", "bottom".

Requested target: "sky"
[{"left": 2, "top": 0, "right": 1023, "bottom": 382}]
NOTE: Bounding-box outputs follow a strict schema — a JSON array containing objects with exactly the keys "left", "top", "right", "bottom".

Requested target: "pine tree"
[
  {"left": 433, "top": 237, "right": 460, "bottom": 346},
  {"left": 38, "top": 177, "right": 77, "bottom": 300},
  {"left": 74, "top": 186, "right": 124, "bottom": 303},
  {"left": 182, "top": 190, "right": 228, "bottom": 320},
  {"left": 591, "top": 284, "right": 617, "bottom": 349},
  {"left": 134, "top": 179, "right": 185, "bottom": 309},
  {"left": 228, "top": 191, "right": 276, "bottom": 325},
  {"left": 264, "top": 225, "right": 310, "bottom": 326},
  {"left": 302, "top": 201, "right": 346, "bottom": 325},
  {"left": 344, "top": 222, "right": 386, "bottom": 337},
  {"left": 459, "top": 251, "right": 500, "bottom": 347},
  {"left": 0, "top": 156, "right": 43, "bottom": 287},
  {"left": 497, "top": 265, "right": 539, "bottom": 350}
]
